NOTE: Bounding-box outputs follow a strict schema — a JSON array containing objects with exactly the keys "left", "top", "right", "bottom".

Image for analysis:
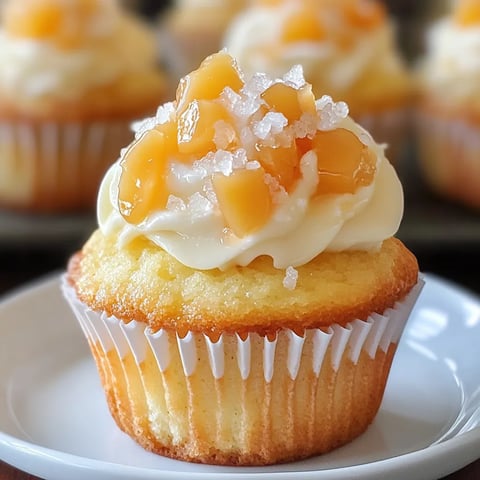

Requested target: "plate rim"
[{"left": 1, "top": 273, "right": 480, "bottom": 480}]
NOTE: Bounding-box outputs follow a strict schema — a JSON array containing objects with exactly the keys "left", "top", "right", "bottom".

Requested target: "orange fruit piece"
[
  {"left": 177, "top": 100, "right": 233, "bottom": 157},
  {"left": 118, "top": 129, "right": 170, "bottom": 224},
  {"left": 255, "top": 142, "right": 299, "bottom": 192},
  {"left": 155, "top": 119, "right": 178, "bottom": 158},
  {"left": 3, "top": 1, "right": 62, "bottom": 39},
  {"left": 311, "top": 128, "right": 376, "bottom": 195},
  {"left": 343, "top": 0, "right": 385, "bottom": 30},
  {"left": 281, "top": 7, "right": 326, "bottom": 43},
  {"left": 454, "top": 0, "right": 480, "bottom": 26},
  {"left": 213, "top": 168, "right": 272, "bottom": 237},
  {"left": 176, "top": 51, "right": 244, "bottom": 114},
  {"left": 261, "top": 83, "right": 316, "bottom": 124}
]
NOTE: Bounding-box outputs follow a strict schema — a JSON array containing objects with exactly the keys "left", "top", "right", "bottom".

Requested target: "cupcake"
[
  {"left": 63, "top": 51, "right": 422, "bottom": 465},
  {"left": 0, "top": 0, "right": 167, "bottom": 212},
  {"left": 416, "top": 0, "right": 480, "bottom": 209},
  {"left": 224, "top": 0, "right": 412, "bottom": 165},
  {"left": 160, "top": 0, "right": 246, "bottom": 80}
]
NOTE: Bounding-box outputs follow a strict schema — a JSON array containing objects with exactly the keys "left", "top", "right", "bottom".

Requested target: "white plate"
[{"left": 0, "top": 274, "right": 479, "bottom": 480}]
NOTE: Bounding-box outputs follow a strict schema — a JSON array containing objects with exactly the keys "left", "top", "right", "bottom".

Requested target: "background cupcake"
[
  {"left": 63, "top": 51, "right": 422, "bottom": 465},
  {"left": 224, "top": 0, "right": 413, "bottom": 165},
  {"left": 416, "top": 0, "right": 480, "bottom": 209},
  {"left": 160, "top": 0, "right": 246, "bottom": 80},
  {"left": 0, "top": 0, "right": 167, "bottom": 213}
]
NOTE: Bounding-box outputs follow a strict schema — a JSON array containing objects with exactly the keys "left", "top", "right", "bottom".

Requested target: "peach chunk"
[
  {"left": 455, "top": 0, "right": 480, "bottom": 26},
  {"left": 343, "top": 0, "right": 385, "bottom": 30},
  {"left": 176, "top": 51, "right": 244, "bottom": 114},
  {"left": 213, "top": 168, "right": 272, "bottom": 237},
  {"left": 261, "top": 83, "right": 316, "bottom": 124},
  {"left": 118, "top": 129, "right": 169, "bottom": 225},
  {"left": 3, "top": 1, "right": 62, "bottom": 39},
  {"left": 177, "top": 100, "right": 233, "bottom": 157},
  {"left": 281, "top": 7, "right": 326, "bottom": 43},
  {"left": 311, "top": 128, "right": 376, "bottom": 195},
  {"left": 155, "top": 119, "right": 178, "bottom": 158},
  {"left": 255, "top": 142, "right": 299, "bottom": 192}
]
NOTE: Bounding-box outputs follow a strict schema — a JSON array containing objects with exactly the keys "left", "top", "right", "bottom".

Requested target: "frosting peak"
[{"left": 98, "top": 51, "right": 403, "bottom": 270}]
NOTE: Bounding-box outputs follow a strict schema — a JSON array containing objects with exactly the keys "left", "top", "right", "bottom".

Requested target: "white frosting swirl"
[
  {"left": 97, "top": 67, "right": 403, "bottom": 271},
  {"left": 419, "top": 18, "right": 480, "bottom": 105},
  {"left": 0, "top": 8, "right": 158, "bottom": 100},
  {"left": 224, "top": 4, "right": 407, "bottom": 101}
]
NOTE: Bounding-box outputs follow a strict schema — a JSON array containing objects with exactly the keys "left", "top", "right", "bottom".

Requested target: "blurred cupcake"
[
  {"left": 161, "top": 0, "right": 246, "bottom": 80},
  {"left": 0, "top": 0, "right": 167, "bottom": 213},
  {"left": 416, "top": 0, "right": 480, "bottom": 209},
  {"left": 63, "top": 51, "right": 422, "bottom": 465},
  {"left": 224, "top": 0, "right": 413, "bottom": 165}
]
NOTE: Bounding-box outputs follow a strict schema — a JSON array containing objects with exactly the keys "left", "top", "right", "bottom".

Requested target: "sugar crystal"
[
  {"left": 283, "top": 266, "right": 299, "bottom": 290},
  {"left": 242, "top": 72, "right": 273, "bottom": 98},
  {"left": 214, "top": 120, "right": 237, "bottom": 150},
  {"left": 188, "top": 192, "right": 213, "bottom": 215},
  {"left": 166, "top": 195, "right": 186, "bottom": 212},
  {"left": 245, "top": 160, "right": 261, "bottom": 170},
  {"left": 131, "top": 116, "right": 157, "bottom": 138},
  {"left": 232, "top": 148, "right": 248, "bottom": 169},
  {"left": 156, "top": 102, "right": 176, "bottom": 124},
  {"left": 282, "top": 64, "right": 306, "bottom": 89},
  {"left": 316, "top": 95, "right": 349, "bottom": 130},
  {"left": 253, "top": 112, "right": 288, "bottom": 140},
  {"left": 214, "top": 150, "right": 234, "bottom": 176}
]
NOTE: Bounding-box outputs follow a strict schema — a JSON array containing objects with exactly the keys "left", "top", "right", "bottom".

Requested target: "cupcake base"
[
  {"left": 63, "top": 278, "right": 423, "bottom": 465},
  {"left": 0, "top": 120, "right": 135, "bottom": 213},
  {"left": 416, "top": 109, "right": 480, "bottom": 209}
]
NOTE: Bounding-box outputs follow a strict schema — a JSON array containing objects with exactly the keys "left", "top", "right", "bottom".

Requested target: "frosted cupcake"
[
  {"left": 224, "top": 0, "right": 412, "bottom": 165},
  {"left": 0, "top": 0, "right": 167, "bottom": 212},
  {"left": 161, "top": 0, "right": 246, "bottom": 79},
  {"left": 416, "top": 0, "right": 480, "bottom": 209},
  {"left": 63, "top": 51, "right": 422, "bottom": 465}
]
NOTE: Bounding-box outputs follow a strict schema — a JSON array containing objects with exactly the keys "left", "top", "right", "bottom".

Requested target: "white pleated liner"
[
  {"left": 62, "top": 278, "right": 424, "bottom": 382},
  {"left": 416, "top": 112, "right": 480, "bottom": 207},
  {"left": 0, "top": 121, "right": 130, "bottom": 208}
]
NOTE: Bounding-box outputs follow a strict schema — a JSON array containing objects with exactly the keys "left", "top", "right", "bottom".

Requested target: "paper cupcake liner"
[
  {"left": 356, "top": 107, "right": 411, "bottom": 166},
  {"left": 0, "top": 120, "right": 133, "bottom": 212},
  {"left": 63, "top": 279, "right": 423, "bottom": 382},
  {"left": 62, "top": 277, "right": 423, "bottom": 464},
  {"left": 416, "top": 112, "right": 480, "bottom": 209}
]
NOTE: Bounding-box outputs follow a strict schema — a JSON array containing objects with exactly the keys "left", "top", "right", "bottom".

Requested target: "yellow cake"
[
  {"left": 416, "top": 0, "right": 480, "bottom": 209},
  {"left": 0, "top": 0, "right": 167, "bottom": 212},
  {"left": 224, "top": 0, "right": 412, "bottom": 165},
  {"left": 63, "top": 51, "right": 421, "bottom": 465}
]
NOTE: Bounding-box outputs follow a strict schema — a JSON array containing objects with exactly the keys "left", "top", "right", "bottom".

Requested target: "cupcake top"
[
  {"left": 419, "top": 0, "right": 480, "bottom": 109},
  {"left": 224, "top": 0, "right": 411, "bottom": 114},
  {"left": 0, "top": 0, "right": 160, "bottom": 104},
  {"left": 98, "top": 51, "right": 403, "bottom": 271}
]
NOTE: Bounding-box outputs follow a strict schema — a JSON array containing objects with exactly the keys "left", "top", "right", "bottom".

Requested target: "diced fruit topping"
[
  {"left": 312, "top": 128, "right": 376, "bottom": 195},
  {"left": 3, "top": 2, "right": 62, "bottom": 39},
  {"left": 2, "top": 0, "right": 105, "bottom": 48},
  {"left": 177, "top": 100, "right": 234, "bottom": 157},
  {"left": 454, "top": 0, "right": 480, "bottom": 26},
  {"left": 255, "top": 142, "right": 299, "bottom": 192},
  {"left": 213, "top": 168, "right": 272, "bottom": 237},
  {"left": 176, "top": 51, "right": 244, "bottom": 114},
  {"left": 115, "top": 51, "right": 378, "bottom": 239},
  {"left": 281, "top": 7, "right": 326, "bottom": 43},
  {"left": 261, "top": 83, "right": 316, "bottom": 124},
  {"left": 343, "top": 0, "right": 385, "bottom": 29},
  {"left": 118, "top": 129, "right": 170, "bottom": 225}
]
